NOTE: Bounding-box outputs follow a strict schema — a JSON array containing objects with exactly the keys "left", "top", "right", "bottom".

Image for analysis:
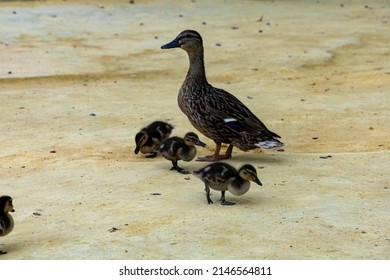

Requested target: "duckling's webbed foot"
[
  {"left": 219, "top": 191, "right": 235, "bottom": 206},
  {"left": 146, "top": 152, "right": 157, "bottom": 158},
  {"left": 170, "top": 161, "right": 191, "bottom": 174}
]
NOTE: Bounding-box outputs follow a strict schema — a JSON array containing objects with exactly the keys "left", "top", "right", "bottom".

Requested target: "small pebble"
[
  {"left": 150, "top": 193, "right": 161, "bottom": 196},
  {"left": 89, "top": 113, "right": 96, "bottom": 116},
  {"left": 215, "top": 43, "right": 221, "bottom": 47},
  {"left": 49, "top": 150, "right": 56, "bottom": 153}
]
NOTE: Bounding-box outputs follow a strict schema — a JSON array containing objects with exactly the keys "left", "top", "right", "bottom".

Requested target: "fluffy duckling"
[
  {"left": 157, "top": 132, "right": 206, "bottom": 174},
  {"left": 161, "top": 30, "right": 283, "bottom": 161},
  {"left": 193, "top": 163, "right": 262, "bottom": 205},
  {"left": 134, "top": 121, "right": 174, "bottom": 158},
  {"left": 0, "top": 196, "right": 15, "bottom": 255}
]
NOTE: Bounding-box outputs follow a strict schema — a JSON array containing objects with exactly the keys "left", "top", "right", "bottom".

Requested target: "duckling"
[
  {"left": 134, "top": 121, "right": 174, "bottom": 158},
  {"left": 193, "top": 162, "right": 262, "bottom": 205},
  {"left": 161, "top": 30, "right": 283, "bottom": 161},
  {"left": 0, "top": 196, "right": 15, "bottom": 255},
  {"left": 157, "top": 132, "right": 206, "bottom": 174}
]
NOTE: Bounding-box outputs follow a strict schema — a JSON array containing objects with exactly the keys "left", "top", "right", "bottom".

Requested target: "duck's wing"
[{"left": 204, "top": 87, "right": 281, "bottom": 139}]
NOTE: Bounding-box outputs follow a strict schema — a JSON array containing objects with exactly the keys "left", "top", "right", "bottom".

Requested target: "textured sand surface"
[{"left": 0, "top": 0, "right": 389, "bottom": 259}]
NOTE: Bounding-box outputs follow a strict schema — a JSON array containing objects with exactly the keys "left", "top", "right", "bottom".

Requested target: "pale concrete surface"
[{"left": 0, "top": 0, "right": 389, "bottom": 259}]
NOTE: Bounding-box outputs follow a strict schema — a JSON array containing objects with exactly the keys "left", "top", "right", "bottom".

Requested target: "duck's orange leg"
[{"left": 197, "top": 143, "right": 233, "bottom": 161}]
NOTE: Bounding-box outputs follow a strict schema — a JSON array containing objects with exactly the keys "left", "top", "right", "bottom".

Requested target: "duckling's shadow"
[{"left": 0, "top": 242, "right": 21, "bottom": 257}]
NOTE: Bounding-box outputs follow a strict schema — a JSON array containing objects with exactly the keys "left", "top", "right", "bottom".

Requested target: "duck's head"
[
  {"left": 184, "top": 132, "right": 206, "bottom": 147},
  {"left": 0, "top": 196, "right": 15, "bottom": 214},
  {"left": 161, "top": 30, "right": 203, "bottom": 53},
  {"left": 238, "top": 165, "right": 262, "bottom": 186},
  {"left": 134, "top": 131, "right": 148, "bottom": 154}
]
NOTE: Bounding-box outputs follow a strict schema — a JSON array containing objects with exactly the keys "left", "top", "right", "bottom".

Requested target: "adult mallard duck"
[
  {"left": 0, "top": 196, "right": 15, "bottom": 255},
  {"left": 157, "top": 132, "right": 206, "bottom": 174},
  {"left": 161, "top": 30, "right": 283, "bottom": 161},
  {"left": 193, "top": 162, "right": 262, "bottom": 205},
  {"left": 134, "top": 121, "right": 174, "bottom": 158}
]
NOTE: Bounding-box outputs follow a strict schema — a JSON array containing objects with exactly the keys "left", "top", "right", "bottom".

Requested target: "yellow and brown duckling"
[
  {"left": 134, "top": 121, "right": 174, "bottom": 158},
  {"left": 0, "top": 196, "right": 15, "bottom": 255},
  {"left": 161, "top": 30, "right": 283, "bottom": 161},
  {"left": 193, "top": 162, "right": 262, "bottom": 205},
  {"left": 157, "top": 132, "right": 206, "bottom": 174}
]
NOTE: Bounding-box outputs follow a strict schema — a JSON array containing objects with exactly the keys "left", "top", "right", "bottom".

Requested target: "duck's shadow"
[{"left": 201, "top": 152, "right": 287, "bottom": 165}]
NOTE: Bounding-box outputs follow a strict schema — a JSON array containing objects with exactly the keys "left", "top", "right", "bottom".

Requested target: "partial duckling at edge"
[
  {"left": 193, "top": 162, "right": 262, "bottom": 205},
  {"left": 157, "top": 132, "right": 206, "bottom": 174},
  {"left": 0, "top": 196, "right": 15, "bottom": 255},
  {"left": 161, "top": 30, "right": 283, "bottom": 161},
  {"left": 134, "top": 121, "right": 174, "bottom": 158}
]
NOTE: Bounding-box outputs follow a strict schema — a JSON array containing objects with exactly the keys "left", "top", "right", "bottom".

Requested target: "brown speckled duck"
[
  {"left": 157, "top": 132, "right": 206, "bottom": 174},
  {"left": 134, "top": 121, "right": 174, "bottom": 158},
  {"left": 161, "top": 30, "right": 283, "bottom": 161},
  {"left": 193, "top": 162, "right": 262, "bottom": 205},
  {"left": 0, "top": 196, "right": 15, "bottom": 255}
]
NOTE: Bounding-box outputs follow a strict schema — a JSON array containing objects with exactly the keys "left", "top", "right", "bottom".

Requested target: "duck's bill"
[
  {"left": 134, "top": 146, "right": 140, "bottom": 154},
  {"left": 161, "top": 38, "right": 180, "bottom": 49},
  {"left": 196, "top": 140, "right": 206, "bottom": 147},
  {"left": 253, "top": 177, "right": 262, "bottom": 186}
]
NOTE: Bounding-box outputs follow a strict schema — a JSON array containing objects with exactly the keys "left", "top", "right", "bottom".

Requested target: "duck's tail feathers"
[{"left": 255, "top": 139, "right": 284, "bottom": 149}]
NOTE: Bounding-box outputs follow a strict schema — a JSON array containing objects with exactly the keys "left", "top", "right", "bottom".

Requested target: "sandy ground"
[{"left": 0, "top": 0, "right": 389, "bottom": 259}]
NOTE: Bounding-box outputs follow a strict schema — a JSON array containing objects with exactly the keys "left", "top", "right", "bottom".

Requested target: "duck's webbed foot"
[
  {"left": 170, "top": 161, "right": 191, "bottom": 174},
  {"left": 197, "top": 144, "right": 233, "bottom": 162},
  {"left": 219, "top": 191, "right": 235, "bottom": 206}
]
